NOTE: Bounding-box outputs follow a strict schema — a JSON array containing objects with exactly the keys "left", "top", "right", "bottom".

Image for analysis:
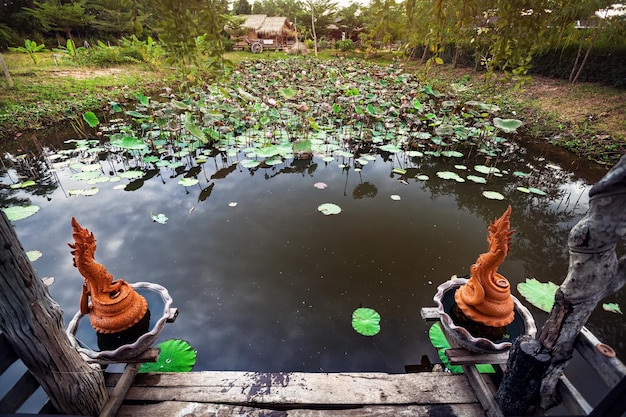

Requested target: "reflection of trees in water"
[
  {"left": 353, "top": 181, "right": 378, "bottom": 199},
  {"left": 402, "top": 144, "right": 589, "bottom": 281},
  {"left": 264, "top": 158, "right": 318, "bottom": 179},
  {"left": 1, "top": 151, "right": 59, "bottom": 207}
]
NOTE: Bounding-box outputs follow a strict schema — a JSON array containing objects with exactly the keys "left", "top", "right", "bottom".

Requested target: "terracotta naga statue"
[
  {"left": 455, "top": 205, "right": 516, "bottom": 328},
  {"left": 69, "top": 217, "right": 148, "bottom": 335}
]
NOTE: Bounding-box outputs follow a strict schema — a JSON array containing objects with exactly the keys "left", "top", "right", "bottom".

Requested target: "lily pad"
[
  {"left": 528, "top": 187, "right": 547, "bottom": 196},
  {"left": 2, "top": 205, "right": 40, "bottom": 221},
  {"left": 493, "top": 117, "right": 523, "bottom": 133},
  {"left": 390, "top": 195, "right": 401, "bottom": 201},
  {"left": 517, "top": 278, "right": 558, "bottom": 313},
  {"left": 178, "top": 178, "right": 199, "bottom": 187},
  {"left": 441, "top": 150, "right": 463, "bottom": 158},
  {"left": 27, "top": 250, "right": 42, "bottom": 262},
  {"left": 151, "top": 213, "right": 168, "bottom": 224},
  {"left": 602, "top": 303, "right": 622, "bottom": 315},
  {"left": 474, "top": 165, "right": 500, "bottom": 175},
  {"left": 437, "top": 171, "right": 465, "bottom": 182},
  {"left": 482, "top": 191, "right": 505, "bottom": 200},
  {"left": 314, "top": 182, "right": 328, "bottom": 189},
  {"left": 352, "top": 307, "right": 381, "bottom": 336},
  {"left": 139, "top": 339, "right": 196, "bottom": 373},
  {"left": 517, "top": 187, "right": 531, "bottom": 193},
  {"left": 68, "top": 188, "right": 99, "bottom": 196},
  {"left": 83, "top": 111, "right": 99, "bottom": 128},
  {"left": 467, "top": 175, "right": 487, "bottom": 184},
  {"left": 318, "top": 203, "right": 341, "bottom": 216},
  {"left": 379, "top": 144, "right": 401, "bottom": 153},
  {"left": 429, "top": 323, "right": 494, "bottom": 374}
]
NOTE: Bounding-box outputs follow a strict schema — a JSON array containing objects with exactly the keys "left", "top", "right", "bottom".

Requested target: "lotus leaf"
[
  {"left": 493, "top": 118, "right": 523, "bottom": 133},
  {"left": 517, "top": 187, "right": 530, "bottom": 193},
  {"left": 429, "top": 323, "right": 494, "bottom": 374},
  {"left": 474, "top": 165, "right": 500, "bottom": 175},
  {"left": 528, "top": 187, "right": 547, "bottom": 196},
  {"left": 602, "top": 303, "right": 622, "bottom": 314},
  {"left": 139, "top": 339, "right": 196, "bottom": 373},
  {"left": 178, "top": 178, "right": 199, "bottom": 187},
  {"left": 119, "top": 170, "right": 144, "bottom": 179},
  {"left": 467, "top": 175, "right": 487, "bottom": 184},
  {"left": 379, "top": 144, "right": 401, "bottom": 153},
  {"left": 82, "top": 111, "right": 99, "bottom": 128},
  {"left": 70, "top": 171, "right": 102, "bottom": 181},
  {"left": 318, "top": 203, "right": 342, "bottom": 215},
  {"left": 68, "top": 188, "right": 99, "bottom": 196},
  {"left": 482, "top": 191, "right": 505, "bottom": 200},
  {"left": 352, "top": 307, "right": 380, "bottom": 336},
  {"left": 517, "top": 278, "right": 558, "bottom": 312},
  {"left": 437, "top": 171, "right": 464, "bottom": 182},
  {"left": 2, "top": 205, "right": 40, "bottom": 221},
  {"left": 151, "top": 213, "right": 168, "bottom": 224},
  {"left": 441, "top": 151, "right": 463, "bottom": 158},
  {"left": 27, "top": 250, "right": 42, "bottom": 262}
]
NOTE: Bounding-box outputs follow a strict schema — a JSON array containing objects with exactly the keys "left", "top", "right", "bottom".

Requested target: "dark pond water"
[
  {"left": 1, "top": 57, "right": 624, "bottom": 412},
  {"left": 2, "top": 130, "right": 623, "bottom": 379}
]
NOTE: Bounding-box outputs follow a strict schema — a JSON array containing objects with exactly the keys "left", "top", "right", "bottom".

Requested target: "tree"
[
  {"left": 336, "top": 3, "right": 364, "bottom": 41},
  {"left": 233, "top": 0, "right": 252, "bottom": 15},
  {"left": 304, "top": 0, "right": 338, "bottom": 56},
  {"left": 24, "top": 0, "right": 94, "bottom": 40},
  {"left": 87, "top": 0, "right": 138, "bottom": 39},
  {"left": 362, "top": 0, "right": 404, "bottom": 52},
  {"left": 146, "top": 0, "right": 228, "bottom": 87},
  {"left": 0, "top": 52, "right": 15, "bottom": 88}
]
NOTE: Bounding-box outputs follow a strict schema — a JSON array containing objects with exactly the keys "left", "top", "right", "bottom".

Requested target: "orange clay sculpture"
[
  {"left": 455, "top": 205, "right": 516, "bottom": 327},
  {"left": 69, "top": 217, "right": 147, "bottom": 334}
]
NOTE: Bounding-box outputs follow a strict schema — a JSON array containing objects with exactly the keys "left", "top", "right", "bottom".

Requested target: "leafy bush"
[
  {"left": 335, "top": 39, "right": 354, "bottom": 52},
  {"left": 9, "top": 39, "right": 47, "bottom": 64}
]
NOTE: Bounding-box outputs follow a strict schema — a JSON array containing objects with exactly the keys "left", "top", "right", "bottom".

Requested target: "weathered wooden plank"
[
  {"left": 99, "top": 363, "right": 140, "bottom": 417},
  {"left": 107, "top": 371, "right": 479, "bottom": 406},
  {"left": 117, "top": 401, "right": 486, "bottom": 417},
  {"left": 558, "top": 375, "right": 593, "bottom": 416},
  {"left": 460, "top": 364, "right": 503, "bottom": 417},
  {"left": 0, "top": 369, "right": 39, "bottom": 413},
  {"left": 446, "top": 348, "right": 509, "bottom": 366},
  {"left": 420, "top": 307, "right": 439, "bottom": 321},
  {"left": 576, "top": 326, "right": 626, "bottom": 388},
  {"left": 91, "top": 348, "right": 160, "bottom": 365}
]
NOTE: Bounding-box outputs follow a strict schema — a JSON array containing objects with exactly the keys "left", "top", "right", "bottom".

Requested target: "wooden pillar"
[
  {"left": 0, "top": 211, "right": 108, "bottom": 416},
  {"left": 496, "top": 154, "right": 626, "bottom": 414},
  {"left": 0, "top": 52, "right": 14, "bottom": 88}
]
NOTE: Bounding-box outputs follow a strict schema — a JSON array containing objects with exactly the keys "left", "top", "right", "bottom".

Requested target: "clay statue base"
[
  {"left": 97, "top": 309, "right": 151, "bottom": 352},
  {"left": 450, "top": 301, "right": 507, "bottom": 342}
]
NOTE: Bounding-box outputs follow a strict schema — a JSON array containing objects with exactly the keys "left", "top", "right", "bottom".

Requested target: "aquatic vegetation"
[
  {"left": 352, "top": 307, "right": 381, "bottom": 336},
  {"left": 139, "top": 339, "right": 196, "bottom": 373},
  {"left": 428, "top": 323, "right": 495, "bottom": 373},
  {"left": 2, "top": 57, "right": 552, "bottom": 218}
]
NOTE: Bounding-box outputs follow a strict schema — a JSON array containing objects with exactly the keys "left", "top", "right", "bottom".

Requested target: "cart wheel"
[{"left": 251, "top": 42, "right": 263, "bottom": 53}]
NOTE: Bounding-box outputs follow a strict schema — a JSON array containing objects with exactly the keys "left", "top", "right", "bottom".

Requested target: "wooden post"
[
  {"left": 0, "top": 211, "right": 108, "bottom": 416},
  {"left": 0, "top": 52, "right": 14, "bottom": 88},
  {"left": 496, "top": 155, "right": 626, "bottom": 414}
]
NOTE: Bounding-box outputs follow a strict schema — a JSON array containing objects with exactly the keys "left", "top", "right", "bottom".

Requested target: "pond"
[{"left": 1, "top": 58, "right": 623, "bottom": 403}]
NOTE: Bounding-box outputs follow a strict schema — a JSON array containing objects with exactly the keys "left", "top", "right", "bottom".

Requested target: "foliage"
[
  {"left": 335, "top": 39, "right": 354, "bottom": 52},
  {"left": 139, "top": 339, "right": 197, "bottom": 372},
  {"left": 429, "top": 323, "right": 495, "bottom": 374},
  {"left": 53, "top": 39, "right": 85, "bottom": 63},
  {"left": 517, "top": 278, "right": 559, "bottom": 312},
  {"left": 145, "top": 0, "right": 228, "bottom": 88},
  {"left": 8, "top": 39, "right": 47, "bottom": 65},
  {"left": 352, "top": 307, "right": 381, "bottom": 336},
  {"left": 24, "top": 0, "right": 94, "bottom": 40}
]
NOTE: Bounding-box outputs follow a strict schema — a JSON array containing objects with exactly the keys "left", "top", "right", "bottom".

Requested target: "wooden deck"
[{"left": 105, "top": 371, "right": 486, "bottom": 416}]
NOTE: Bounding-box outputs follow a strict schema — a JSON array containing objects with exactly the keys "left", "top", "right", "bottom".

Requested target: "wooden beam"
[
  {"left": 100, "top": 363, "right": 141, "bottom": 417},
  {"left": 107, "top": 371, "right": 479, "bottom": 406},
  {"left": 0, "top": 370, "right": 40, "bottom": 413},
  {"left": 575, "top": 326, "right": 626, "bottom": 388},
  {"left": 117, "top": 402, "right": 486, "bottom": 417},
  {"left": 445, "top": 348, "right": 509, "bottom": 366}
]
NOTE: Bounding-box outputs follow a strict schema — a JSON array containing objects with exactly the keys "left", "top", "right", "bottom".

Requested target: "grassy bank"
[{"left": 1, "top": 50, "right": 624, "bottom": 166}]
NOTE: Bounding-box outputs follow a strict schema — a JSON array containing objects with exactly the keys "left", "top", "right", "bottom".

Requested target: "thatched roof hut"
[{"left": 238, "top": 14, "right": 297, "bottom": 39}]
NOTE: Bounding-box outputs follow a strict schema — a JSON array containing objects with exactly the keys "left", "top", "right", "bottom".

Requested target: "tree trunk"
[
  {"left": 568, "top": 42, "right": 583, "bottom": 82},
  {"left": 0, "top": 53, "right": 14, "bottom": 88},
  {"left": 0, "top": 211, "right": 108, "bottom": 416},
  {"left": 311, "top": 6, "right": 318, "bottom": 58},
  {"left": 572, "top": 33, "right": 597, "bottom": 84}
]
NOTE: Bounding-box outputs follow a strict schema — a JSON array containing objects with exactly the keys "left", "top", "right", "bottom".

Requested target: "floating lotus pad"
[
  {"left": 352, "top": 307, "right": 381, "bottom": 336},
  {"left": 318, "top": 203, "right": 342, "bottom": 215},
  {"left": 517, "top": 278, "right": 558, "bottom": 313}
]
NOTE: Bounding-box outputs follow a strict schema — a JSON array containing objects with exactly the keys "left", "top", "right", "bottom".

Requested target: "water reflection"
[{"left": 0, "top": 136, "right": 623, "bottom": 376}]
